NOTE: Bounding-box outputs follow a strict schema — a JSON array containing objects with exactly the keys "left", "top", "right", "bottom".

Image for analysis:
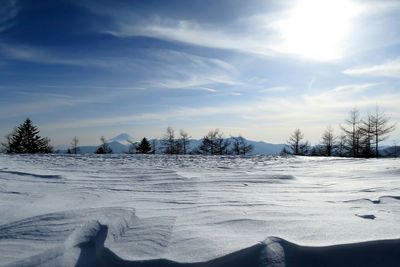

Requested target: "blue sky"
[{"left": 1, "top": 0, "right": 399, "bottom": 146}]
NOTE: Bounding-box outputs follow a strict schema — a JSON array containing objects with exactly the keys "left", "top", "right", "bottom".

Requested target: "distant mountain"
[
  {"left": 381, "top": 146, "right": 400, "bottom": 157},
  {"left": 56, "top": 135, "right": 285, "bottom": 155},
  {"left": 108, "top": 133, "right": 132, "bottom": 145},
  {"left": 76, "top": 141, "right": 129, "bottom": 154},
  {"left": 246, "top": 140, "right": 285, "bottom": 155}
]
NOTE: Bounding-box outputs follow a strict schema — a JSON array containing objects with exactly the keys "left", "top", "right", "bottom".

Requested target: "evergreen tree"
[
  {"left": 2, "top": 118, "right": 53, "bottom": 153},
  {"left": 136, "top": 137, "right": 152, "bottom": 154}
]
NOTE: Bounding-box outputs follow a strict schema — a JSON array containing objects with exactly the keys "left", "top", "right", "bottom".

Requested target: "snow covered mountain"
[{"left": 108, "top": 133, "right": 132, "bottom": 145}]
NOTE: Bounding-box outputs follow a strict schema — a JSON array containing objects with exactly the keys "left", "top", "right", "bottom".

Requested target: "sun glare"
[{"left": 274, "top": 0, "right": 359, "bottom": 61}]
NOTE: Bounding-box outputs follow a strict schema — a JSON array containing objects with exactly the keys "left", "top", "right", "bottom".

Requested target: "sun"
[{"left": 273, "top": 0, "right": 359, "bottom": 61}]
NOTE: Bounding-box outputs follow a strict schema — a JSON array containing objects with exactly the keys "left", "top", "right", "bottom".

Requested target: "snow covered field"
[{"left": 0, "top": 154, "right": 399, "bottom": 266}]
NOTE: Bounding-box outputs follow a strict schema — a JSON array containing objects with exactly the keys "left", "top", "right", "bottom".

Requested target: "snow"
[{"left": 0, "top": 154, "right": 399, "bottom": 266}]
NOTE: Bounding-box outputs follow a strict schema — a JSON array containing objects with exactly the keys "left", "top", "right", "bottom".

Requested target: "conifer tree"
[
  {"left": 136, "top": 137, "right": 152, "bottom": 154},
  {"left": 2, "top": 118, "right": 53, "bottom": 153}
]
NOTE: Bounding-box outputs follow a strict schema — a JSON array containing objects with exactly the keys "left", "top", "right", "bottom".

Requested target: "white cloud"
[
  {"left": 331, "top": 83, "right": 379, "bottom": 93},
  {"left": 343, "top": 59, "right": 400, "bottom": 77},
  {"left": 102, "top": 1, "right": 361, "bottom": 61}
]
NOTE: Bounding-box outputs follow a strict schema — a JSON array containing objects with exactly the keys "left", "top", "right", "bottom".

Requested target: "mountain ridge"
[{"left": 57, "top": 134, "right": 286, "bottom": 155}]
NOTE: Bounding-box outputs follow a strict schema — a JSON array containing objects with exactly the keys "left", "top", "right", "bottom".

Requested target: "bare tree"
[
  {"left": 214, "top": 130, "right": 230, "bottom": 155},
  {"left": 197, "top": 129, "right": 230, "bottom": 155},
  {"left": 95, "top": 136, "right": 112, "bottom": 154},
  {"left": 321, "top": 126, "right": 336, "bottom": 156},
  {"left": 336, "top": 135, "right": 347, "bottom": 157},
  {"left": 179, "top": 130, "right": 191, "bottom": 154},
  {"left": 287, "top": 129, "right": 304, "bottom": 155},
  {"left": 1, "top": 132, "right": 13, "bottom": 153},
  {"left": 370, "top": 106, "right": 396, "bottom": 157},
  {"left": 70, "top": 136, "right": 80, "bottom": 154},
  {"left": 340, "top": 108, "right": 362, "bottom": 158},
  {"left": 162, "top": 127, "right": 177, "bottom": 154},
  {"left": 151, "top": 139, "right": 157, "bottom": 154},
  {"left": 360, "top": 114, "right": 374, "bottom": 157},
  {"left": 231, "top": 135, "right": 253, "bottom": 155},
  {"left": 127, "top": 139, "right": 137, "bottom": 154}
]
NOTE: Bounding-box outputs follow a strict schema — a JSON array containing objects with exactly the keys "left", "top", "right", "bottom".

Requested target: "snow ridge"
[{"left": 2, "top": 213, "right": 400, "bottom": 267}]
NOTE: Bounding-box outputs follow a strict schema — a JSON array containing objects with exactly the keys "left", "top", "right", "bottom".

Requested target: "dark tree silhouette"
[
  {"left": 179, "top": 130, "right": 191, "bottom": 154},
  {"left": 360, "top": 115, "right": 374, "bottom": 158},
  {"left": 336, "top": 135, "right": 347, "bottom": 157},
  {"left": 287, "top": 129, "right": 305, "bottom": 155},
  {"left": 198, "top": 129, "right": 230, "bottom": 155},
  {"left": 370, "top": 106, "right": 396, "bottom": 157},
  {"left": 280, "top": 147, "right": 291, "bottom": 156},
  {"left": 127, "top": 139, "right": 137, "bottom": 154},
  {"left": 2, "top": 118, "right": 53, "bottom": 153},
  {"left": 161, "top": 127, "right": 177, "bottom": 154},
  {"left": 136, "top": 137, "right": 152, "bottom": 154},
  {"left": 231, "top": 136, "right": 253, "bottom": 155},
  {"left": 321, "top": 126, "right": 336, "bottom": 156},
  {"left": 340, "top": 108, "right": 362, "bottom": 158},
  {"left": 95, "top": 136, "right": 112, "bottom": 154},
  {"left": 70, "top": 136, "right": 80, "bottom": 154}
]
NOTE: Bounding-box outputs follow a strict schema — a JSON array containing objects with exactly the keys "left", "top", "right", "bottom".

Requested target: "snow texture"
[{"left": 0, "top": 154, "right": 400, "bottom": 266}]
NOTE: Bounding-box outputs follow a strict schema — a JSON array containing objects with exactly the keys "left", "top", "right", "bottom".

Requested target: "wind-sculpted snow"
[
  {"left": 0, "top": 154, "right": 400, "bottom": 266},
  {"left": 2, "top": 220, "right": 400, "bottom": 267}
]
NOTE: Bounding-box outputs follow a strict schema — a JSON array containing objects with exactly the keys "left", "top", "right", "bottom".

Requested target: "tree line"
[
  {"left": 1, "top": 119, "right": 253, "bottom": 156},
  {"left": 92, "top": 127, "right": 253, "bottom": 156},
  {"left": 284, "top": 107, "right": 396, "bottom": 158},
  {"left": 1, "top": 107, "right": 397, "bottom": 158}
]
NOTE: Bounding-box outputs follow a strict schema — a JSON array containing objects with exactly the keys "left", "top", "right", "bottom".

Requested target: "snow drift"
[
  {"left": 2, "top": 218, "right": 400, "bottom": 267},
  {"left": 1, "top": 154, "right": 400, "bottom": 266}
]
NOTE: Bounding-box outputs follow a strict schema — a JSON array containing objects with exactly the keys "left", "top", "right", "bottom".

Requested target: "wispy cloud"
[
  {"left": 41, "top": 83, "right": 400, "bottom": 132},
  {"left": 0, "top": 90, "right": 125, "bottom": 119},
  {"left": 106, "top": 17, "right": 277, "bottom": 57},
  {"left": 0, "top": 44, "right": 136, "bottom": 68},
  {"left": 0, "top": 0, "right": 19, "bottom": 32},
  {"left": 343, "top": 59, "right": 400, "bottom": 77},
  {"left": 331, "top": 83, "right": 379, "bottom": 93},
  {"left": 259, "top": 86, "right": 291, "bottom": 93},
  {"left": 1, "top": 45, "right": 239, "bottom": 92}
]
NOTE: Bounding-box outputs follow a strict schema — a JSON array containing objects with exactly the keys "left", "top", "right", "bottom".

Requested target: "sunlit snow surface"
[{"left": 0, "top": 154, "right": 399, "bottom": 265}]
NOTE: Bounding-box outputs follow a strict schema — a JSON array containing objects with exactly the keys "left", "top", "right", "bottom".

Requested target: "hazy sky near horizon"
[{"left": 1, "top": 0, "right": 400, "bottom": 146}]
